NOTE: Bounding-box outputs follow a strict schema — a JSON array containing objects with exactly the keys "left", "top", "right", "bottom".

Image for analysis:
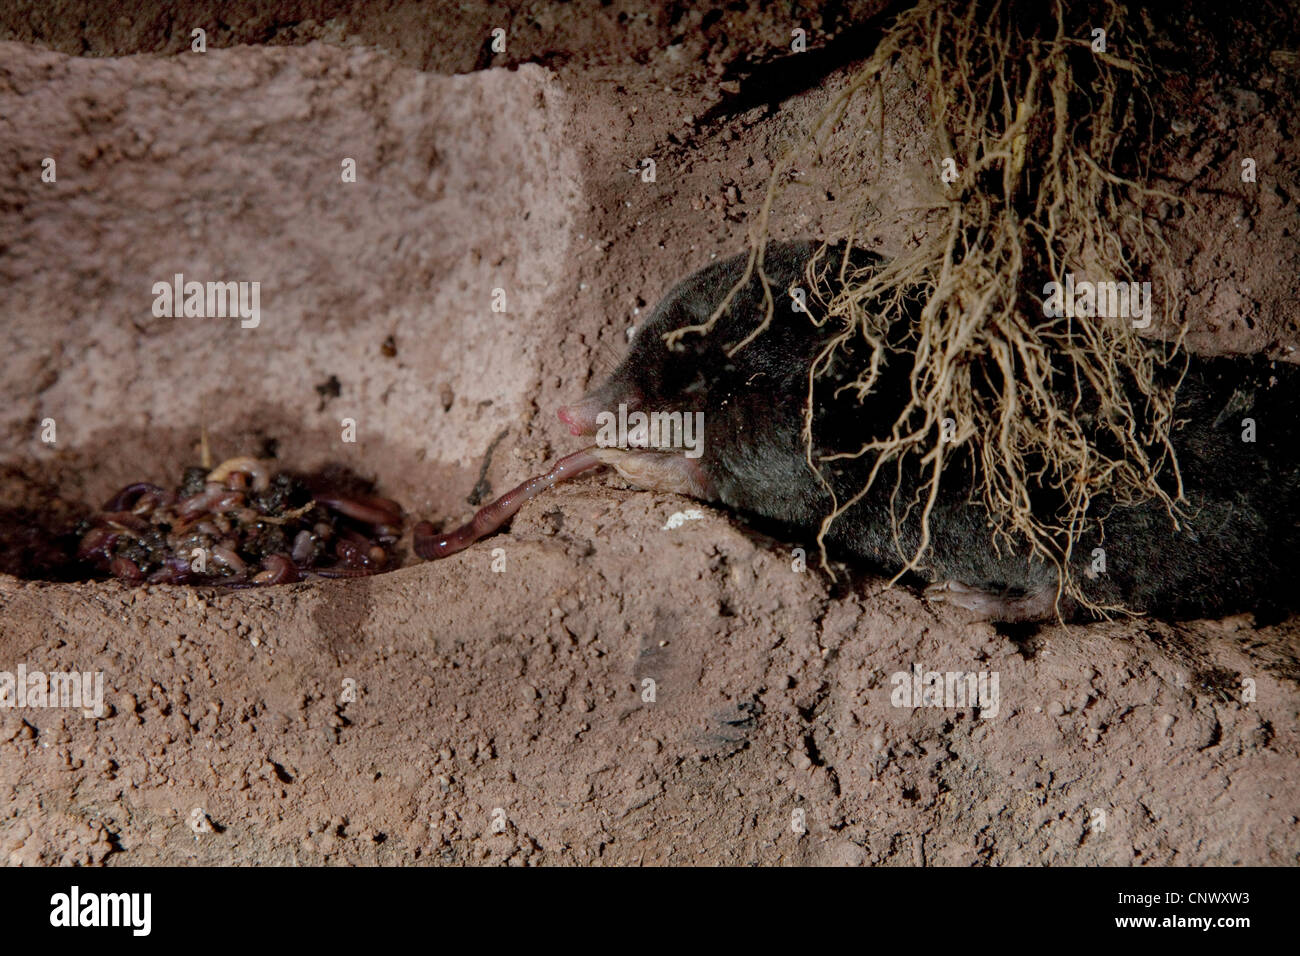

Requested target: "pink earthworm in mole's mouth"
[{"left": 412, "top": 446, "right": 604, "bottom": 560}]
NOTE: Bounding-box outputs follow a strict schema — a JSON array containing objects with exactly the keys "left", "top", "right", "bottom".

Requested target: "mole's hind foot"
[{"left": 925, "top": 580, "right": 1064, "bottom": 623}]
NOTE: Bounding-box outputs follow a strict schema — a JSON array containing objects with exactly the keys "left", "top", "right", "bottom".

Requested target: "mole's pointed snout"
[{"left": 558, "top": 397, "right": 605, "bottom": 436}]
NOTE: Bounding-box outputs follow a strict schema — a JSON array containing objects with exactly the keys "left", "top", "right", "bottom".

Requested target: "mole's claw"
[
  {"left": 925, "top": 579, "right": 1062, "bottom": 623},
  {"left": 591, "top": 447, "right": 714, "bottom": 499}
]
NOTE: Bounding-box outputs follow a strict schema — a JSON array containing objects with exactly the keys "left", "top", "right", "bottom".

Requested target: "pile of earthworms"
[{"left": 76, "top": 457, "right": 403, "bottom": 586}]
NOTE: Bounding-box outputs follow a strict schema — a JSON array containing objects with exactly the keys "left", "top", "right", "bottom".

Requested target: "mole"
[{"left": 414, "top": 240, "right": 1300, "bottom": 622}]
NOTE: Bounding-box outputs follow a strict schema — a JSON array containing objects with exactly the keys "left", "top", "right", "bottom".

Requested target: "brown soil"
[{"left": 1, "top": 1, "right": 1297, "bottom": 865}]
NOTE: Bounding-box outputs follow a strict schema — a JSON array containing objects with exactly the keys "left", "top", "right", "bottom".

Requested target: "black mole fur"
[{"left": 601, "top": 239, "right": 1300, "bottom": 620}]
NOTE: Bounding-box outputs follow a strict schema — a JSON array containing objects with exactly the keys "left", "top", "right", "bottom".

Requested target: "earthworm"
[
  {"left": 334, "top": 530, "right": 386, "bottom": 570},
  {"left": 414, "top": 447, "right": 602, "bottom": 560},
  {"left": 177, "top": 485, "right": 231, "bottom": 520},
  {"left": 103, "top": 482, "right": 171, "bottom": 513},
  {"left": 211, "top": 545, "right": 246, "bottom": 575},
  {"left": 313, "top": 492, "right": 403, "bottom": 527},
  {"left": 147, "top": 554, "right": 196, "bottom": 585},
  {"left": 78, "top": 527, "right": 118, "bottom": 561},
  {"left": 252, "top": 553, "right": 299, "bottom": 585},
  {"left": 335, "top": 537, "right": 364, "bottom": 567},
  {"left": 207, "top": 456, "right": 271, "bottom": 491},
  {"left": 70, "top": 460, "right": 402, "bottom": 588},
  {"left": 214, "top": 492, "right": 245, "bottom": 511},
  {"left": 308, "top": 566, "right": 382, "bottom": 579},
  {"left": 110, "top": 555, "right": 144, "bottom": 582},
  {"left": 98, "top": 511, "right": 150, "bottom": 534}
]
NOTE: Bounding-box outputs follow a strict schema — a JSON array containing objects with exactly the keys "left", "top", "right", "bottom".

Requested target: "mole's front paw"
[
  {"left": 925, "top": 580, "right": 1060, "bottom": 623},
  {"left": 925, "top": 580, "right": 1000, "bottom": 618},
  {"left": 591, "top": 447, "right": 713, "bottom": 498}
]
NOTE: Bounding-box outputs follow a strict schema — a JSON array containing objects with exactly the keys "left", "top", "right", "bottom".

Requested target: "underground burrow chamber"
[{"left": 0, "top": 41, "right": 583, "bottom": 586}]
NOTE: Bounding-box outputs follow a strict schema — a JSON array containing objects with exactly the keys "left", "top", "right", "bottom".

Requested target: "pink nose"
[
  {"left": 558, "top": 397, "right": 609, "bottom": 437},
  {"left": 557, "top": 406, "right": 585, "bottom": 436}
]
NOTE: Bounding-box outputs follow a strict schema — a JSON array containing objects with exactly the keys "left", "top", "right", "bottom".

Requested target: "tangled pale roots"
[{"left": 667, "top": 0, "right": 1190, "bottom": 616}]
